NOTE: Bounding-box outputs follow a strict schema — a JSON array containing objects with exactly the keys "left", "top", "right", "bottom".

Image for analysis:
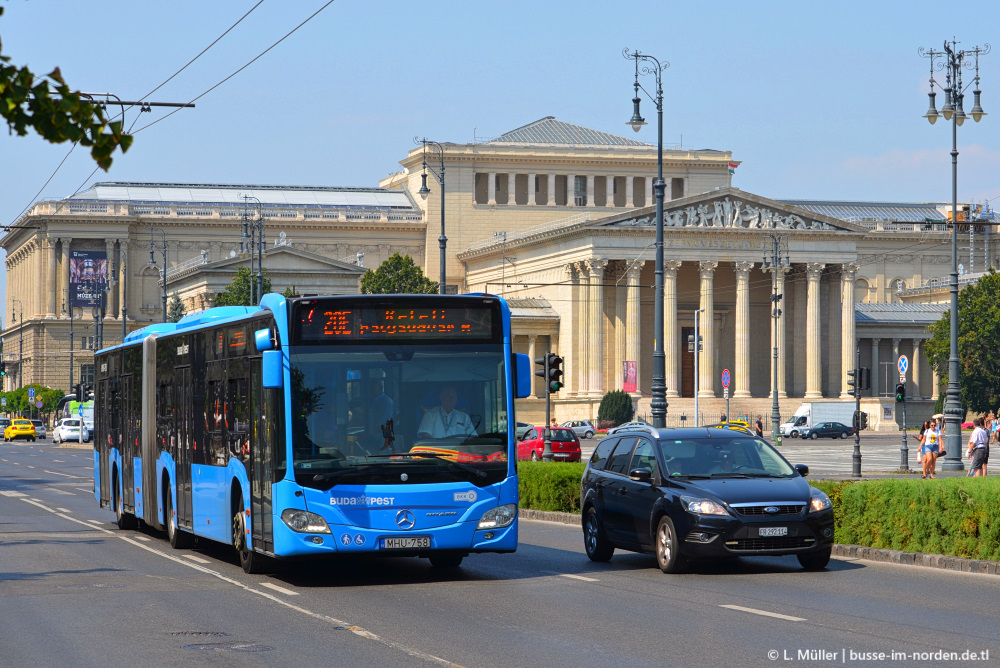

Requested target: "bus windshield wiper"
[
  {"left": 313, "top": 464, "right": 381, "bottom": 484},
  {"left": 394, "top": 452, "right": 488, "bottom": 479}
]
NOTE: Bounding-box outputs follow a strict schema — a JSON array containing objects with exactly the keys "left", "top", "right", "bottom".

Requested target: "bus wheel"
[
  {"left": 233, "top": 508, "right": 267, "bottom": 574},
  {"left": 165, "top": 483, "right": 193, "bottom": 549},
  {"left": 113, "top": 472, "right": 136, "bottom": 531},
  {"left": 429, "top": 553, "right": 464, "bottom": 569}
]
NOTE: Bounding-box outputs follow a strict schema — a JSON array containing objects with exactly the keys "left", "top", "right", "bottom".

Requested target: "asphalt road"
[{"left": 2, "top": 440, "right": 997, "bottom": 667}]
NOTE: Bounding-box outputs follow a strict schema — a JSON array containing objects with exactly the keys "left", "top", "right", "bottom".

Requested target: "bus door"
[
  {"left": 98, "top": 377, "right": 111, "bottom": 508},
  {"left": 250, "top": 359, "right": 274, "bottom": 554},
  {"left": 122, "top": 374, "right": 136, "bottom": 514},
  {"left": 176, "top": 366, "right": 194, "bottom": 530}
]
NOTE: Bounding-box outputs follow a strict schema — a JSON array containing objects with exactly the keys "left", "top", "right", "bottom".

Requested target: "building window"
[
  {"left": 80, "top": 364, "right": 95, "bottom": 388},
  {"left": 671, "top": 177, "right": 684, "bottom": 200},
  {"left": 574, "top": 176, "right": 586, "bottom": 206}
]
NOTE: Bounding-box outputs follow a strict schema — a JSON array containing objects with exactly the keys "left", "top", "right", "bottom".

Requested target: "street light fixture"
[
  {"left": 762, "top": 234, "right": 789, "bottom": 444},
  {"left": 240, "top": 195, "right": 266, "bottom": 305},
  {"left": 919, "top": 39, "right": 989, "bottom": 471},
  {"left": 624, "top": 47, "right": 670, "bottom": 429},
  {"left": 415, "top": 137, "right": 447, "bottom": 295},
  {"left": 148, "top": 227, "right": 168, "bottom": 323}
]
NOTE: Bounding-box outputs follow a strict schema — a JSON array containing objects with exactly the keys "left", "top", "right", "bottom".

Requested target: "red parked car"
[{"left": 517, "top": 427, "right": 581, "bottom": 462}]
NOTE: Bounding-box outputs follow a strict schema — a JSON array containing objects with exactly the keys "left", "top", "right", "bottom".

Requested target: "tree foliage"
[
  {"left": 214, "top": 266, "right": 272, "bottom": 307},
  {"left": 166, "top": 292, "right": 186, "bottom": 323},
  {"left": 0, "top": 8, "right": 132, "bottom": 169},
  {"left": 597, "top": 390, "right": 634, "bottom": 426},
  {"left": 1, "top": 384, "right": 64, "bottom": 418},
  {"left": 925, "top": 269, "right": 1000, "bottom": 414},
  {"left": 360, "top": 253, "right": 438, "bottom": 294}
]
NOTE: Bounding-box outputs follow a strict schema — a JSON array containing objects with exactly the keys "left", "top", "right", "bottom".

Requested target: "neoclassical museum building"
[{"left": 5, "top": 116, "right": 977, "bottom": 428}]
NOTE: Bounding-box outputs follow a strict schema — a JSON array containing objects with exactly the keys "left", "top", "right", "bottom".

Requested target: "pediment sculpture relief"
[{"left": 622, "top": 198, "right": 837, "bottom": 231}]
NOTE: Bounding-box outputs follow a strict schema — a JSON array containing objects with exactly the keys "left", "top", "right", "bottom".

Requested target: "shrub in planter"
[{"left": 597, "top": 390, "right": 633, "bottom": 427}]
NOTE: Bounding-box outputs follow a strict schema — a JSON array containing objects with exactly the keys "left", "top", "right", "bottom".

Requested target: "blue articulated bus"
[{"left": 94, "top": 293, "right": 532, "bottom": 573}]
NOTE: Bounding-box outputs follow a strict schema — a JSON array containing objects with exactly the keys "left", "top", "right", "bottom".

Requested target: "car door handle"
[{"left": 619, "top": 488, "right": 627, "bottom": 495}]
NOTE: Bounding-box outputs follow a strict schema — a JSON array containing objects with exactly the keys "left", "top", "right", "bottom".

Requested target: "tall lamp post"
[
  {"left": 12, "top": 299, "right": 22, "bottom": 389},
  {"left": 920, "top": 39, "right": 989, "bottom": 470},
  {"left": 762, "top": 234, "right": 788, "bottom": 444},
  {"left": 240, "top": 196, "right": 265, "bottom": 304},
  {"left": 148, "top": 227, "right": 168, "bottom": 323},
  {"left": 416, "top": 137, "right": 447, "bottom": 294},
  {"left": 624, "top": 47, "right": 669, "bottom": 429}
]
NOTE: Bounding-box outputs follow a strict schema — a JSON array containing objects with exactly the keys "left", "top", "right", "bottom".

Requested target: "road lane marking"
[
  {"left": 57, "top": 508, "right": 72, "bottom": 513},
  {"left": 260, "top": 582, "right": 299, "bottom": 596},
  {"left": 26, "top": 465, "right": 35, "bottom": 469},
  {"left": 182, "top": 554, "right": 210, "bottom": 564},
  {"left": 720, "top": 604, "right": 806, "bottom": 622},
  {"left": 541, "top": 570, "right": 599, "bottom": 582},
  {"left": 44, "top": 470, "right": 87, "bottom": 479},
  {"left": 132, "top": 535, "right": 151, "bottom": 542},
  {"left": 48, "top": 489, "right": 74, "bottom": 495},
  {"left": 0, "top": 491, "right": 27, "bottom": 497},
  {"left": 52, "top": 460, "right": 64, "bottom": 463},
  {"left": 17, "top": 497, "right": 465, "bottom": 668}
]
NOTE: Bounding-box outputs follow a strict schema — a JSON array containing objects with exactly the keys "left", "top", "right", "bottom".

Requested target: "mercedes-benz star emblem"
[{"left": 395, "top": 509, "right": 415, "bottom": 530}]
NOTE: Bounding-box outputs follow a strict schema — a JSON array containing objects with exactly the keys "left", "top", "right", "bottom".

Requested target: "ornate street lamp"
[
  {"left": 416, "top": 137, "right": 447, "bottom": 294},
  {"left": 624, "top": 48, "right": 669, "bottom": 428},
  {"left": 148, "top": 227, "right": 168, "bottom": 323},
  {"left": 919, "top": 39, "right": 989, "bottom": 470}
]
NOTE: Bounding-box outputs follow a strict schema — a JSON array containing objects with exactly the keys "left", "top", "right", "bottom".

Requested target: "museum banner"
[{"left": 70, "top": 249, "right": 108, "bottom": 308}]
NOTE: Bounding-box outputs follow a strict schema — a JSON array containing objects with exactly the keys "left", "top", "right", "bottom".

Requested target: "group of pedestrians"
[{"left": 916, "top": 413, "right": 999, "bottom": 478}]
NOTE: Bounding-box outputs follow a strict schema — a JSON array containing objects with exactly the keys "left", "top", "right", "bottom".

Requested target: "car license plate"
[
  {"left": 380, "top": 536, "right": 431, "bottom": 549},
  {"left": 759, "top": 526, "right": 788, "bottom": 537}
]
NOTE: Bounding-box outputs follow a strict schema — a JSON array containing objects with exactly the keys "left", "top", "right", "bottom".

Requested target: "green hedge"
[{"left": 517, "top": 469, "right": 1000, "bottom": 561}]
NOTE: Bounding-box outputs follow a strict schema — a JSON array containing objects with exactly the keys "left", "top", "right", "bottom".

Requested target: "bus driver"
[{"left": 417, "top": 385, "right": 477, "bottom": 439}]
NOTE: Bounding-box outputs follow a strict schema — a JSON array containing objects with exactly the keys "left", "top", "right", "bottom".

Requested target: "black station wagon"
[{"left": 580, "top": 425, "right": 834, "bottom": 573}]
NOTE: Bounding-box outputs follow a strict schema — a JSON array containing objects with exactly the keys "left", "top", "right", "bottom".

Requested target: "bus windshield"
[{"left": 288, "top": 343, "right": 509, "bottom": 489}]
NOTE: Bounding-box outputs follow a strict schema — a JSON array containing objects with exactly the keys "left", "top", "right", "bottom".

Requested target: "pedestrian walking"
[
  {"left": 754, "top": 416, "right": 764, "bottom": 438},
  {"left": 922, "top": 418, "right": 941, "bottom": 479},
  {"left": 968, "top": 417, "right": 989, "bottom": 477}
]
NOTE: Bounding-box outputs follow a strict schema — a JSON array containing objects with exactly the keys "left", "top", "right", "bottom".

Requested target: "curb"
[{"left": 520, "top": 509, "right": 1000, "bottom": 576}]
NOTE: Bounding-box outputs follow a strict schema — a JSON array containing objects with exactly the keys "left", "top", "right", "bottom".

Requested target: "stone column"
[
  {"left": 764, "top": 266, "right": 790, "bottom": 399},
  {"left": 626, "top": 262, "right": 642, "bottom": 397},
  {"left": 586, "top": 175, "right": 594, "bottom": 208},
  {"left": 606, "top": 176, "right": 616, "bottom": 208},
  {"left": 527, "top": 173, "right": 536, "bottom": 206},
  {"left": 527, "top": 334, "right": 538, "bottom": 397},
  {"left": 626, "top": 177, "right": 634, "bottom": 208},
  {"left": 664, "top": 260, "right": 681, "bottom": 398},
  {"left": 507, "top": 173, "right": 516, "bottom": 206},
  {"left": 487, "top": 172, "right": 496, "bottom": 206},
  {"left": 568, "top": 175, "right": 577, "bottom": 207},
  {"left": 912, "top": 339, "right": 922, "bottom": 399},
  {"left": 871, "top": 339, "right": 881, "bottom": 397},
  {"left": 644, "top": 177, "right": 652, "bottom": 208},
  {"left": 698, "top": 260, "right": 718, "bottom": 398},
  {"left": 577, "top": 262, "right": 590, "bottom": 393},
  {"left": 588, "top": 259, "right": 607, "bottom": 396},
  {"left": 931, "top": 366, "right": 940, "bottom": 400},
  {"left": 805, "top": 262, "right": 825, "bottom": 398},
  {"left": 45, "top": 237, "right": 57, "bottom": 317},
  {"left": 119, "top": 240, "right": 129, "bottom": 322},
  {"left": 733, "top": 261, "right": 754, "bottom": 398},
  {"left": 840, "top": 263, "right": 859, "bottom": 398},
  {"left": 614, "top": 264, "right": 627, "bottom": 391},
  {"left": 105, "top": 239, "right": 117, "bottom": 318},
  {"left": 892, "top": 339, "right": 901, "bottom": 391},
  {"left": 548, "top": 174, "right": 557, "bottom": 206}
]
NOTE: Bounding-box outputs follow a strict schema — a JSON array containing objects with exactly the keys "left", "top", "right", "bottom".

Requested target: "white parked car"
[{"left": 53, "top": 418, "right": 90, "bottom": 443}]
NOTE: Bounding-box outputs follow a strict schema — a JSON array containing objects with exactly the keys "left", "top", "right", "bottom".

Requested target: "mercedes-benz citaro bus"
[{"left": 94, "top": 293, "right": 532, "bottom": 573}]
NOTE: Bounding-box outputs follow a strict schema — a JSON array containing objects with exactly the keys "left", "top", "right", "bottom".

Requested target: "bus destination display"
[{"left": 296, "top": 303, "right": 496, "bottom": 341}]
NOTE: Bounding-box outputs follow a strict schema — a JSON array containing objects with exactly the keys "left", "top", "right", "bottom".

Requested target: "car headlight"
[
  {"left": 477, "top": 503, "right": 518, "bottom": 530},
  {"left": 281, "top": 509, "right": 332, "bottom": 534},
  {"left": 809, "top": 490, "right": 833, "bottom": 513},
  {"left": 681, "top": 495, "right": 730, "bottom": 516}
]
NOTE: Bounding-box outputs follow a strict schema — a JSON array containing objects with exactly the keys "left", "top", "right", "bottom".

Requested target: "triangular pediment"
[
  {"left": 601, "top": 187, "right": 869, "bottom": 233},
  {"left": 205, "top": 245, "right": 364, "bottom": 274}
]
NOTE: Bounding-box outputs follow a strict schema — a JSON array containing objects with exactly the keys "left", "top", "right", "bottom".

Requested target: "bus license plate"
[
  {"left": 380, "top": 536, "right": 431, "bottom": 549},
  {"left": 759, "top": 527, "right": 788, "bottom": 537}
]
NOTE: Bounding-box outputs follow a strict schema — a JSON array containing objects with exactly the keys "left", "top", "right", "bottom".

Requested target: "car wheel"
[
  {"left": 840, "top": 432, "right": 848, "bottom": 439},
  {"left": 655, "top": 516, "right": 685, "bottom": 574},
  {"left": 583, "top": 507, "right": 614, "bottom": 562},
  {"left": 790, "top": 431, "right": 799, "bottom": 438},
  {"left": 429, "top": 553, "right": 464, "bottom": 569},
  {"left": 797, "top": 547, "right": 832, "bottom": 571},
  {"left": 584, "top": 431, "right": 594, "bottom": 439},
  {"left": 530, "top": 450, "right": 540, "bottom": 462},
  {"left": 810, "top": 432, "right": 819, "bottom": 440}
]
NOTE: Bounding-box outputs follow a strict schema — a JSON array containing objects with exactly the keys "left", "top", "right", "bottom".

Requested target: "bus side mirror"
[
  {"left": 514, "top": 353, "right": 532, "bottom": 398},
  {"left": 255, "top": 328, "right": 274, "bottom": 352},
  {"left": 262, "top": 350, "right": 283, "bottom": 389}
]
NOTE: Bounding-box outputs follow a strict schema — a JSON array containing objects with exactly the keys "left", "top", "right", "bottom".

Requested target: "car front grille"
[
  {"left": 734, "top": 504, "right": 806, "bottom": 516},
  {"left": 726, "top": 536, "right": 815, "bottom": 551}
]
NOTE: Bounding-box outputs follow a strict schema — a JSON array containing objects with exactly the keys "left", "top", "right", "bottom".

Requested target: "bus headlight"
[
  {"left": 281, "top": 509, "right": 332, "bottom": 534},
  {"left": 477, "top": 503, "right": 518, "bottom": 530}
]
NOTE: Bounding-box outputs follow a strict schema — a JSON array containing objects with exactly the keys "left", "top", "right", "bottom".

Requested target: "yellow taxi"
[{"left": 4, "top": 418, "right": 37, "bottom": 442}]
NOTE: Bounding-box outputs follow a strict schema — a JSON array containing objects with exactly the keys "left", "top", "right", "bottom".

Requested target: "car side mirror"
[
  {"left": 794, "top": 464, "right": 809, "bottom": 477},
  {"left": 628, "top": 468, "right": 652, "bottom": 483}
]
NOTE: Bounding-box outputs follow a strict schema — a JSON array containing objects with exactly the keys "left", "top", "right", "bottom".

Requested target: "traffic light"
[
  {"left": 73, "top": 383, "right": 82, "bottom": 402},
  {"left": 546, "top": 353, "right": 564, "bottom": 393},
  {"left": 860, "top": 367, "right": 871, "bottom": 391},
  {"left": 859, "top": 412, "right": 869, "bottom": 430},
  {"left": 846, "top": 369, "right": 857, "bottom": 397},
  {"left": 895, "top": 383, "right": 906, "bottom": 403},
  {"left": 0, "top": 362, "right": 5, "bottom": 377},
  {"left": 687, "top": 334, "right": 703, "bottom": 353}
]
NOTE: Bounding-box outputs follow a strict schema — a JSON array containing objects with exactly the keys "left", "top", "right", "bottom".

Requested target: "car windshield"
[
  {"left": 547, "top": 429, "right": 577, "bottom": 441},
  {"left": 657, "top": 436, "right": 796, "bottom": 478},
  {"left": 288, "top": 344, "right": 509, "bottom": 490}
]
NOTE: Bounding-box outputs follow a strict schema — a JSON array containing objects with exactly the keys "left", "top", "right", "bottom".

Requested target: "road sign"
[
  {"left": 721, "top": 369, "right": 731, "bottom": 389},
  {"left": 897, "top": 355, "right": 908, "bottom": 376},
  {"left": 79, "top": 406, "right": 83, "bottom": 417},
  {"left": 28, "top": 388, "right": 35, "bottom": 398},
  {"left": 1, "top": 397, "right": 5, "bottom": 406},
  {"left": 35, "top": 401, "right": 43, "bottom": 409},
  {"left": 723, "top": 388, "right": 729, "bottom": 399}
]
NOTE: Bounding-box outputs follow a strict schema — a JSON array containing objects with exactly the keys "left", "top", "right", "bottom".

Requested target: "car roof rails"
[{"left": 607, "top": 421, "right": 659, "bottom": 438}]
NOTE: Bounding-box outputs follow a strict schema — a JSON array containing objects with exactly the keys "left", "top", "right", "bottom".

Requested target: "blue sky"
[{"left": 2, "top": 0, "right": 999, "bottom": 311}]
